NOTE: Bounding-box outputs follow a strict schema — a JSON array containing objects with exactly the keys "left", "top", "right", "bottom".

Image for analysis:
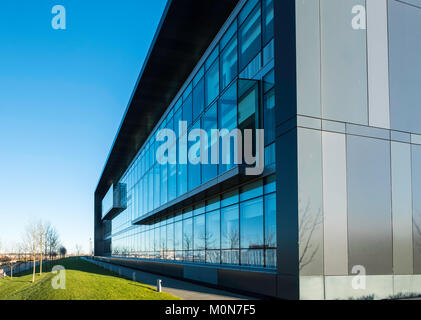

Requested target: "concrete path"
[{"left": 82, "top": 257, "right": 251, "bottom": 300}]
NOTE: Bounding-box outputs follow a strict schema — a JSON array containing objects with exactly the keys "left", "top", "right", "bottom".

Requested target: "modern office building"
[{"left": 94, "top": 0, "right": 421, "bottom": 299}]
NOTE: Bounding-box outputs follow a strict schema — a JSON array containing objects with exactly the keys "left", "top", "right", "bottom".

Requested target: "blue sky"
[{"left": 0, "top": 0, "right": 167, "bottom": 253}]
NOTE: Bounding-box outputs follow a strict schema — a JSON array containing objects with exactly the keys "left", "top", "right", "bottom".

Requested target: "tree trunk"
[{"left": 32, "top": 256, "right": 35, "bottom": 283}]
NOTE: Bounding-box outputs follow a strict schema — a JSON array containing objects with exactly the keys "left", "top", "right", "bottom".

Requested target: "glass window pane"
[
  {"left": 221, "top": 36, "right": 238, "bottom": 90},
  {"left": 183, "top": 218, "right": 193, "bottom": 252},
  {"left": 240, "top": 197, "right": 264, "bottom": 249},
  {"left": 221, "top": 204, "right": 239, "bottom": 249},
  {"left": 202, "top": 103, "right": 218, "bottom": 183},
  {"left": 194, "top": 214, "right": 206, "bottom": 250},
  {"left": 205, "top": 46, "right": 219, "bottom": 70},
  {"left": 264, "top": 193, "right": 276, "bottom": 248},
  {"left": 205, "top": 60, "right": 220, "bottom": 106},
  {"left": 238, "top": 80, "right": 258, "bottom": 131},
  {"left": 240, "top": 180, "right": 263, "bottom": 201},
  {"left": 154, "top": 164, "right": 160, "bottom": 209},
  {"left": 174, "top": 221, "right": 182, "bottom": 251},
  {"left": 177, "top": 133, "right": 188, "bottom": 197},
  {"left": 221, "top": 20, "right": 237, "bottom": 49},
  {"left": 263, "top": 0, "right": 274, "bottom": 44},
  {"left": 160, "top": 161, "right": 167, "bottom": 206},
  {"left": 188, "top": 121, "right": 201, "bottom": 191},
  {"left": 221, "top": 188, "right": 239, "bottom": 207},
  {"left": 221, "top": 249, "right": 239, "bottom": 265},
  {"left": 206, "top": 196, "right": 220, "bottom": 212},
  {"left": 241, "top": 249, "right": 264, "bottom": 267},
  {"left": 206, "top": 250, "right": 221, "bottom": 264},
  {"left": 264, "top": 88, "right": 275, "bottom": 145},
  {"left": 193, "top": 77, "right": 205, "bottom": 122},
  {"left": 239, "top": 5, "right": 261, "bottom": 70},
  {"left": 218, "top": 83, "right": 238, "bottom": 174},
  {"left": 182, "top": 93, "right": 193, "bottom": 128},
  {"left": 239, "top": 0, "right": 259, "bottom": 25},
  {"left": 206, "top": 209, "right": 220, "bottom": 249},
  {"left": 167, "top": 223, "right": 174, "bottom": 252}
]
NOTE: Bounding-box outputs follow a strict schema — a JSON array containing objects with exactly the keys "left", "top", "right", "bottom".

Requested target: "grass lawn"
[{"left": 0, "top": 257, "right": 180, "bottom": 300}]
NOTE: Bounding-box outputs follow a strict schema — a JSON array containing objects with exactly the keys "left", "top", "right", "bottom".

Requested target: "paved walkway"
[{"left": 82, "top": 257, "right": 251, "bottom": 300}]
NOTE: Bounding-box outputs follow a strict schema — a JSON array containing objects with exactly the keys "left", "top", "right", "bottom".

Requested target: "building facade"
[{"left": 95, "top": 0, "right": 421, "bottom": 299}]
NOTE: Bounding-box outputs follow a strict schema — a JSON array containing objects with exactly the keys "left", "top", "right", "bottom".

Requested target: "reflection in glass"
[
  {"left": 239, "top": 5, "right": 261, "bottom": 70},
  {"left": 240, "top": 197, "right": 264, "bottom": 250},
  {"left": 221, "top": 36, "right": 238, "bottom": 90},
  {"left": 193, "top": 77, "right": 205, "bottom": 122},
  {"left": 205, "top": 60, "right": 219, "bottom": 106},
  {"left": 202, "top": 103, "right": 218, "bottom": 182},
  {"left": 194, "top": 214, "right": 206, "bottom": 250},
  {"left": 218, "top": 83, "right": 237, "bottom": 174},
  {"left": 206, "top": 209, "right": 220, "bottom": 250},
  {"left": 221, "top": 204, "right": 239, "bottom": 249}
]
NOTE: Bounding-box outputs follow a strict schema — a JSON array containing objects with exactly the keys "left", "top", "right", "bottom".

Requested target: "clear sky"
[{"left": 0, "top": 0, "right": 167, "bottom": 253}]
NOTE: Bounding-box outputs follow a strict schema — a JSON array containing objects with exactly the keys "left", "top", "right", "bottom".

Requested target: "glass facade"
[
  {"left": 111, "top": 177, "right": 276, "bottom": 268},
  {"left": 96, "top": 0, "right": 421, "bottom": 299},
  {"left": 105, "top": 0, "right": 276, "bottom": 270}
]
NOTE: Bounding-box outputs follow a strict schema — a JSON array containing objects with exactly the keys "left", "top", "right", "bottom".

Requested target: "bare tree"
[
  {"left": 75, "top": 244, "right": 82, "bottom": 256},
  {"left": 22, "top": 223, "right": 38, "bottom": 283},
  {"left": 45, "top": 224, "right": 60, "bottom": 263},
  {"left": 36, "top": 221, "right": 47, "bottom": 275}
]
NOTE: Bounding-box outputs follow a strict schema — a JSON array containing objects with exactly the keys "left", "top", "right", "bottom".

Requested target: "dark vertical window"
[
  {"left": 193, "top": 77, "right": 205, "bottom": 122},
  {"left": 263, "top": 0, "right": 274, "bottom": 45},
  {"left": 239, "top": 5, "right": 261, "bottom": 70},
  {"left": 182, "top": 93, "right": 193, "bottom": 128},
  {"left": 221, "top": 36, "right": 238, "bottom": 90},
  {"left": 218, "top": 83, "right": 238, "bottom": 174},
  {"left": 205, "top": 60, "right": 220, "bottom": 106}
]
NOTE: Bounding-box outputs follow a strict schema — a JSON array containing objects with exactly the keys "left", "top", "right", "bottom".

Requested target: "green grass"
[{"left": 0, "top": 257, "right": 180, "bottom": 300}]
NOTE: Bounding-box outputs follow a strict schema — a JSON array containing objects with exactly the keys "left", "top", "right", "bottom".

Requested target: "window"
[
  {"left": 240, "top": 197, "right": 264, "bottom": 249},
  {"left": 264, "top": 88, "right": 275, "bottom": 145},
  {"left": 238, "top": 80, "right": 259, "bottom": 131},
  {"left": 221, "top": 20, "right": 237, "bottom": 50},
  {"left": 221, "top": 36, "right": 238, "bottom": 90},
  {"left": 193, "top": 77, "right": 205, "bottom": 122},
  {"left": 160, "top": 161, "right": 167, "bottom": 207},
  {"left": 240, "top": 180, "right": 263, "bottom": 201},
  {"left": 154, "top": 164, "right": 160, "bottom": 209},
  {"left": 174, "top": 221, "right": 182, "bottom": 251},
  {"left": 205, "top": 60, "right": 219, "bottom": 106},
  {"left": 263, "top": 0, "right": 274, "bottom": 44},
  {"left": 239, "top": 5, "right": 261, "bottom": 70},
  {"left": 202, "top": 103, "right": 218, "bottom": 183},
  {"left": 182, "top": 93, "right": 193, "bottom": 128},
  {"left": 188, "top": 121, "right": 202, "bottom": 191},
  {"left": 218, "top": 83, "right": 237, "bottom": 174},
  {"left": 193, "top": 214, "right": 206, "bottom": 250},
  {"left": 221, "top": 204, "right": 239, "bottom": 249},
  {"left": 206, "top": 210, "right": 220, "bottom": 249},
  {"left": 177, "top": 131, "right": 188, "bottom": 197},
  {"left": 265, "top": 193, "right": 276, "bottom": 248},
  {"left": 183, "top": 218, "right": 193, "bottom": 262}
]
